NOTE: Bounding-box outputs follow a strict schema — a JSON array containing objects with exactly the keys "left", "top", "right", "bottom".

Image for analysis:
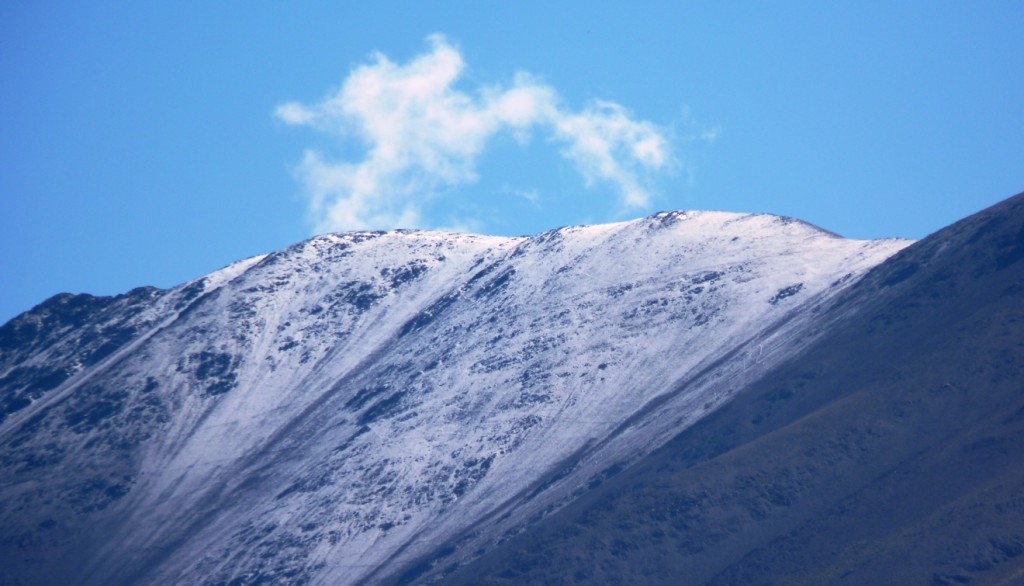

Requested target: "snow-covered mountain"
[
  {"left": 0, "top": 211, "right": 909, "bottom": 585},
  {"left": 446, "top": 191, "right": 1024, "bottom": 586}
]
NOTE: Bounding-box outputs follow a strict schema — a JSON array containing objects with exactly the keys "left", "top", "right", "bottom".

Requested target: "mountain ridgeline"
[
  {"left": 1, "top": 195, "right": 1021, "bottom": 585},
  {"left": 443, "top": 192, "right": 1024, "bottom": 585}
]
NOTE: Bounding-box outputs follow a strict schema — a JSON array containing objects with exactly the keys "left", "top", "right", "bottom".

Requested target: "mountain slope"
[
  {"left": 0, "top": 211, "right": 906, "bottom": 585},
  {"left": 447, "top": 192, "right": 1024, "bottom": 585}
]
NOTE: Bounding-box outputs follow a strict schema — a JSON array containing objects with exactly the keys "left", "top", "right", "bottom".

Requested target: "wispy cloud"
[
  {"left": 503, "top": 185, "right": 541, "bottom": 207},
  {"left": 276, "top": 34, "right": 674, "bottom": 233}
]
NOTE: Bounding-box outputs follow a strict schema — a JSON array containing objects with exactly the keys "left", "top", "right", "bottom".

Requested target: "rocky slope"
[
  {"left": 0, "top": 211, "right": 908, "bottom": 585},
  {"left": 446, "top": 192, "right": 1024, "bottom": 585}
]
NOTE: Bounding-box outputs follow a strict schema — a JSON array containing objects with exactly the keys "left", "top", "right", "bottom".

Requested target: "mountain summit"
[
  {"left": 446, "top": 192, "right": 1024, "bottom": 585},
  {"left": 2, "top": 206, "right": 969, "bottom": 585}
]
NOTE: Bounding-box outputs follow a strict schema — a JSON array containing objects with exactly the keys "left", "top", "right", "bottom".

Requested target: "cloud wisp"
[{"left": 276, "top": 35, "right": 673, "bottom": 233}]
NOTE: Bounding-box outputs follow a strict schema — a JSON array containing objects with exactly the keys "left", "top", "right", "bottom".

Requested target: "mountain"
[
  {"left": 443, "top": 191, "right": 1024, "bottom": 585},
  {"left": 0, "top": 210, "right": 912, "bottom": 585}
]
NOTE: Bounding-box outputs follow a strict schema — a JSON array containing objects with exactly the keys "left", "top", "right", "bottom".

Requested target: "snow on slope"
[{"left": 0, "top": 212, "right": 909, "bottom": 585}]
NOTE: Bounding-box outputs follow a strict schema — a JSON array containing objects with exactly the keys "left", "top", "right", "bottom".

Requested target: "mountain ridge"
[
  {"left": 2, "top": 209, "right": 912, "bottom": 585},
  {"left": 442, "top": 191, "right": 1024, "bottom": 585}
]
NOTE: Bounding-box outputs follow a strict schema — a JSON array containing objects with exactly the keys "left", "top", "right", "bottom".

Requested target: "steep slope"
[
  {"left": 0, "top": 212, "right": 907, "bottom": 585},
  {"left": 449, "top": 192, "right": 1024, "bottom": 585}
]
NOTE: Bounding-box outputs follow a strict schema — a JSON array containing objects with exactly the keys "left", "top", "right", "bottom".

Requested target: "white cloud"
[
  {"left": 552, "top": 101, "right": 671, "bottom": 208},
  {"left": 277, "top": 34, "right": 674, "bottom": 233},
  {"left": 274, "top": 102, "right": 316, "bottom": 125}
]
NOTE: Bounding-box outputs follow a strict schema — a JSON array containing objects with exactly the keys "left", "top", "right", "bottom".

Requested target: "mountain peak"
[
  {"left": 0, "top": 209, "right": 913, "bottom": 585},
  {"left": 447, "top": 190, "right": 1024, "bottom": 586}
]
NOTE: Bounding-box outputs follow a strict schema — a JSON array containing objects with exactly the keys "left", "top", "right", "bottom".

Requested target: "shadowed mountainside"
[{"left": 442, "top": 192, "right": 1024, "bottom": 585}]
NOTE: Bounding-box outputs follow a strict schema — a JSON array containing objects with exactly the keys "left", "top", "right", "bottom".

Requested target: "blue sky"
[{"left": 2, "top": 2, "right": 1022, "bottom": 324}]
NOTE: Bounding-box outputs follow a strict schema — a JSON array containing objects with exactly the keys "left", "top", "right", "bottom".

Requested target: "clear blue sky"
[{"left": 2, "top": 2, "right": 1022, "bottom": 324}]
